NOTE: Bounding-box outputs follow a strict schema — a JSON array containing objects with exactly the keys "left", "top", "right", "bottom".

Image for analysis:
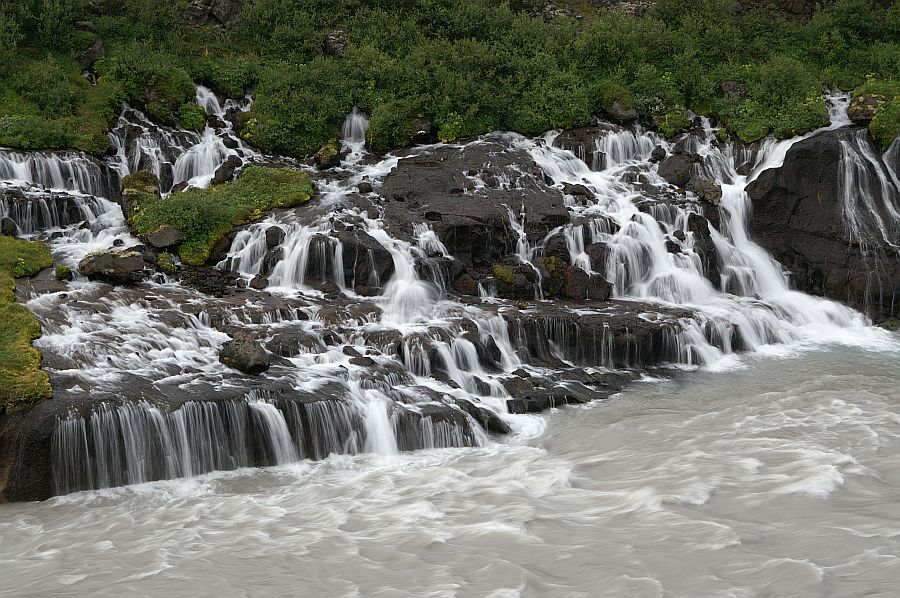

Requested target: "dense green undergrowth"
[
  {"left": 129, "top": 166, "right": 314, "bottom": 265},
  {"left": 0, "top": 0, "right": 897, "bottom": 156},
  {"left": 0, "top": 236, "right": 53, "bottom": 413}
]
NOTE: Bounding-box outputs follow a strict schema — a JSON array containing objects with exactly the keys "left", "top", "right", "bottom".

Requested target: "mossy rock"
[
  {"left": 492, "top": 264, "right": 515, "bottom": 285},
  {"left": 131, "top": 166, "right": 315, "bottom": 266},
  {"left": 0, "top": 238, "right": 54, "bottom": 413}
]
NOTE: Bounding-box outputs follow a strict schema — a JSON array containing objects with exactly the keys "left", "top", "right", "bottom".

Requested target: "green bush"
[
  {"left": 0, "top": 0, "right": 896, "bottom": 156},
  {"left": 130, "top": 167, "right": 315, "bottom": 265},
  {"left": 870, "top": 101, "right": 900, "bottom": 152},
  {"left": 177, "top": 102, "right": 207, "bottom": 131}
]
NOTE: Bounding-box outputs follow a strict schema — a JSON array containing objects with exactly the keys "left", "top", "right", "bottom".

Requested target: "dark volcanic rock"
[
  {"left": 219, "top": 331, "right": 270, "bottom": 374},
  {"left": 746, "top": 126, "right": 900, "bottom": 319},
  {"left": 380, "top": 141, "right": 570, "bottom": 267},
  {"left": 0, "top": 217, "right": 16, "bottom": 237},
  {"left": 212, "top": 155, "right": 242, "bottom": 185}
]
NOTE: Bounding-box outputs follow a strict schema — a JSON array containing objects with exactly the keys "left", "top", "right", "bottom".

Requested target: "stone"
[
  {"left": 219, "top": 331, "right": 270, "bottom": 374},
  {"left": 606, "top": 100, "right": 639, "bottom": 123},
  {"left": 249, "top": 275, "right": 269, "bottom": 290},
  {"left": 562, "top": 182, "right": 593, "bottom": 197},
  {"left": 356, "top": 181, "right": 374, "bottom": 194},
  {"left": 323, "top": 29, "right": 348, "bottom": 57},
  {"left": 82, "top": 38, "right": 105, "bottom": 69},
  {"left": 265, "top": 226, "right": 285, "bottom": 249},
  {"left": 145, "top": 225, "right": 185, "bottom": 249},
  {"left": 687, "top": 177, "right": 723, "bottom": 205},
  {"left": 847, "top": 94, "right": 886, "bottom": 123},
  {"left": 0, "top": 217, "right": 16, "bottom": 237},
  {"left": 657, "top": 153, "right": 696, "bottom": 188},
  {"left": 211, "top": 155, "right": 242, "bottom": 185},
  {"left": 650, "top": 146, "right": 667, "bottom": 163},
  {"left": 78, "top": 250, "right": 148, "bottom": 284}
]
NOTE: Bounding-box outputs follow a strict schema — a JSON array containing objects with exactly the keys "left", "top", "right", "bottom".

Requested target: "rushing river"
[{"left": 2, "top": 340, "right": 898, "bottom": 597}]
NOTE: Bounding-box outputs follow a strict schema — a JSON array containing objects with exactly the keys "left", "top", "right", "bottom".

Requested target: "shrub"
[{"left": 177, "top": 102, "right": 207, "bottom": 131}]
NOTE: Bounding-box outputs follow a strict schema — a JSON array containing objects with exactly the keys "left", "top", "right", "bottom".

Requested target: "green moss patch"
[
  {"left": 492, "top": 264, "right": 515, "bottom": 285},
  {"left": 0, "top": 236, "right": 53, "bottom": 413},
  {"left": 130, "top": 166, "right": 315, "bottom": 266}
]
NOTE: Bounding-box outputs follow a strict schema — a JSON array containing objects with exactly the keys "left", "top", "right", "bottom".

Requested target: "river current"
[{"left": 2, "top": 340, "right": 898, "bottom": 597}]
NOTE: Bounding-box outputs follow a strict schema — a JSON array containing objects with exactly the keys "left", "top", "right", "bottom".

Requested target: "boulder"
[
  {"left": 219, "top": 331, "right": 270, "bottom": 374},
  {"left": 657, "top": 153, "right": 698, "bottom": 188},
  {"left": 0, "top": 217, "right": 16, "bottom": 237},
  {"left": 687, "top": 177, "right": 723, "bottom": 205},
  {"left": 562, "top": 182, "right": 593, "bottom": 197},
  {"left": 606, "top": 100, "right": 639, "bottom": 123},
  {"left": 211, "top": 155, "right": 242, "bottom": 185},
  {"left": 847, "top": 94, "right": 886, "bottom": 124},
  {"left": 145, "top": 225, "right": 184, "bottom": 249},
  {"left": 746, "top": 126, "right": 900, "bottom": 319},
  {"left": 721, "top": 80, "right": 748, "bottom": 102},
  {"left": 265, "top": 226, "right": 285, "bottom": 249},
  {"left": 78, "top": 250, "right": 148, "bottom": 284},
  {"left": 379, "top": 141, "right": 569, "bottom": 266},
  {"left": 687, "top": 213, "right": 721, "bottom": 288}
]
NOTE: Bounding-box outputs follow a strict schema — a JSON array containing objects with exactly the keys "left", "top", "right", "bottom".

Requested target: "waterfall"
[
  {"left": 340, "top": 107, "right": 370, "bottom": 162},
  {"left": 0, "top": 149, "right": 119, "bottom": 199}
]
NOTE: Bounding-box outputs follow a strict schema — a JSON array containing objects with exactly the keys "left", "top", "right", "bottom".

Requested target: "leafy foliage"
[{"left": 0, "top": 0, "right": 897, "bottom": 156}]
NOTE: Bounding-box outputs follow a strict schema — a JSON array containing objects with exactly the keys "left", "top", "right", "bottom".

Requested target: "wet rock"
[
  {"left": 380, "top": 141, "right": 569, "bottom": 266},
  {"left": 212, "top": 155, "right": 242, "bottom": 185},
  {"left": 746, "top": 126, "right": 900, "bottom": 318},
  {"left": 265, "top": 226, "right": 285, "bottom": 249},
  {"left": 145, "top": 225, "right": 185, "bottom": 249},
  {"left": 562, "top": 182, "right": 593, "bottom": 197},
  {"left": 686, "top": 177, "right": 723, "bottom": 206},
  {"left": 356, "top": 181, "right": 373, "bottom": 194},
  {"left": 687, "top": 213, "right": 721, "bottom": 288},
  {"left": 349, "top": 355, "right": 375, "bottom": 367},
  {"left": 219, "top": 331, "right": 270, "bottom": 374},
  {"left": 266, "top": 331, "right": 324, "bottom": 357},
  {"left": 335, "top": 230, "right": 395, "bottom": 289},
  {"left": 78, "top": 250, "right": 148, "bottom": 284},
  {"left": 454, "top": 399, "right": 511, "bottom": 434},
  {"left": 657, "top": 153, "right": 698, "bottom": 188},
  {"left": 650, "top": 146, "right": 667, "bottom": 163},
  {"left": 0, "top": 217, "right": 16, "bottom": 237},
  {"left": 82, "top": 37, "right": 105, "bottom": 69},
  {"left": 249, "top": 275, "right": 269, "bottom": 290}
]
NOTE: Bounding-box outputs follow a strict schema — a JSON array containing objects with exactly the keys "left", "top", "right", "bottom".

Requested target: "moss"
[
  {"left": 54, "top": 264, "right": 72, "bottom": 281},
  {"left": 177, "top": 102, "right": 207, "bottom": 132},
  {"left": 157, "top": 252, "right": 177, "bottom": 274},
  {"left": 492, "top": 264, "right": 515, "bottom": 285},
  {"left": 0, "top": 237, "right": 53, "bottom": 413},
  {"left": 130, "top": 166, "right": 315, "bottom": 266}
]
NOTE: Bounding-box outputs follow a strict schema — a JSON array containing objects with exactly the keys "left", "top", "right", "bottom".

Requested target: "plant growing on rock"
[
  {"left": 0, "top": 236, "right": 53, "bottom": 413},
  {"left": 129, "top": 166, "right": 315, "bottom": 266}
]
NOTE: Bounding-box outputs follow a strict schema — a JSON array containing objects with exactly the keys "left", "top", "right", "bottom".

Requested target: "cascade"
[{"left": 3, "top": 96, "right": 896, "bottom": 498}]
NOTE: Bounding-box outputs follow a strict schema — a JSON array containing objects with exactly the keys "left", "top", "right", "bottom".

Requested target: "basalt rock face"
[
  {"left": 380, "top": 141, "right": 570, "bottom": 267},
  {"left": 747, "top": 127, "right": 900, "bottom": 319}
]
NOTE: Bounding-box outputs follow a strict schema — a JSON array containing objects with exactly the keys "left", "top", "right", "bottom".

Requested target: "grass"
[
  {"left": 0, "top": 236, "right": 53, "bottom": 414},
  {"left": 129, "top": 166, "right": 315, "bottom": 265}
]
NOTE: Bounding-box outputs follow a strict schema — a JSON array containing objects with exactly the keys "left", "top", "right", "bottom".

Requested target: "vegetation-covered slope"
[{"left": 0, "top": 0, "right": 897, "bottom": 154}]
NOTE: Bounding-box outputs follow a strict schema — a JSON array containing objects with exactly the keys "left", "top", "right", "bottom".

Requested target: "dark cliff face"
[{"left": 747, "top": 127, "right": 900, "bottom": 321}]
